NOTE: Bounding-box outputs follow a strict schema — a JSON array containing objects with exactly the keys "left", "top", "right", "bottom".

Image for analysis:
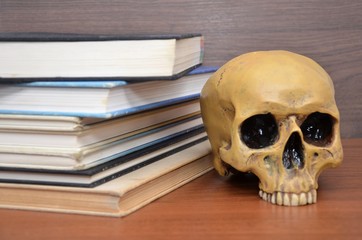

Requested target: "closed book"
[
  {"left": 0, "top": 116, "right": 204, "bottom": 171},
  {"left": 0, "top": 100, "right": 200, "bottom": 148},
  {"left": 0, "top": 66, "right": 217, "bottom": 118},
  {"left": 0, "top": 146, "right": 213, "bottom": 217},
  {"left": 0, "top": 129, "right": 208, "bottom": 187},
  {"left": 0, "top": 32, "right": 204, "bottom": 81}
]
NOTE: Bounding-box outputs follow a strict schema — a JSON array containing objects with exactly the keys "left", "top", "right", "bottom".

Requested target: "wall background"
[{"left": 1, "top": 0, "right": 361, "bottom": 138}]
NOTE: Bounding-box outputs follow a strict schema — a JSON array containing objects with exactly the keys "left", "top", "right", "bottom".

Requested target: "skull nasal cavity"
[{"left": 283, "top": 132, "right": 304, "bottom": 170}]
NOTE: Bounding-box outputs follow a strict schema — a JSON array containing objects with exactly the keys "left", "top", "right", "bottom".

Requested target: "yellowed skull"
[{"left": 200, "top": 50, "right": 343, "bottom": 206}]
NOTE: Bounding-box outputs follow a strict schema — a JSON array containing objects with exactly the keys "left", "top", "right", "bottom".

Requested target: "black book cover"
[{"left": 0, "top": 32, "right": 202, "bottom": 42}]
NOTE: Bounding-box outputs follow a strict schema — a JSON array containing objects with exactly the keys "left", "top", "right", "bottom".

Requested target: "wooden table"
[{"left": 0, "top": 139, "right": 361, "bottom": 240}]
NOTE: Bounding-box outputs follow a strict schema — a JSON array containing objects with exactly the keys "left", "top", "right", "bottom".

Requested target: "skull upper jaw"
[
  {"left": 217, "top": 103, "right": 343, "bottom": 205},
  {"left": 218, "top": 115, "right": 343, "bottom": 206}
]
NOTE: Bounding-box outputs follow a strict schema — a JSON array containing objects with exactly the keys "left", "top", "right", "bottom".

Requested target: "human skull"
[{"left": 200, "top": 50, "right": 343, "bottom": 206}]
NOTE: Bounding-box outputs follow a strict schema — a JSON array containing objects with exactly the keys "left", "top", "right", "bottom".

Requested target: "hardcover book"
[
  {"left": 0, "top": 100, "right": 201, "bottom": 148},
  {"left": 0, "top": 130, "right": 208, "bottom": 187},
  {"left": 0, "top": 66, "right": 217, "bottom": 118},
  {"left": 0, "top": 116, "right": 204, "bottom": 171},
  {"left": 0, "top": 32, "right": 204, "bottom": 80},
  {"left": 0, "top": 145, "right": 213, "bottom": 217}
]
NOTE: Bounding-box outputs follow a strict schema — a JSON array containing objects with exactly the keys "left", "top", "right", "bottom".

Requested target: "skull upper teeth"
[{"left": 259, "top": 189, "right": 317, "bottom": 206}]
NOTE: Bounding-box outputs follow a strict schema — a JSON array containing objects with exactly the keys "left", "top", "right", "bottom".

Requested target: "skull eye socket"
[
  {"left": 240, "top": 113, "right": 278, "bottom": 149},
  {"left": 301, "top": 112, "right": 334, "bottom": 146}
]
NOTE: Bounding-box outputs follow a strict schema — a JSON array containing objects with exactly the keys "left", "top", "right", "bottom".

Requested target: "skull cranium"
[{"left": 200, "top": 50, "right": 343, "bottom": 206}]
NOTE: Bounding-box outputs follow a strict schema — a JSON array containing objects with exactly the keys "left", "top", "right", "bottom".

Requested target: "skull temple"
[{"left": 200, "top": 50, "right": 343, "bottom": 206}]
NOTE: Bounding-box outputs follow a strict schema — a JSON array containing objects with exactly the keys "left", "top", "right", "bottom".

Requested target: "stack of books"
[{"left": 0, "top": 32, "right": 217, "bottom": 217}]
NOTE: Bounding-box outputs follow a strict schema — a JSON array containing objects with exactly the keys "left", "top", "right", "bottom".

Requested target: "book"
[
  {"left": 0, "top": 146, "right": 213, "bottom": 217},
  {"left": 0, "top": 66, "right": 217, "bottom": 118},
  {"left": 0, "top": 32, "right": 204, "bottom": 81},
  {"left": 0, "top": 100, "right": 201, "bottom": 148},
  {"left": 0, "top": 116, "right": 204, "bottom": 171},
  {"left": 0, "top": 130, "right": 208, "bottom": 187}
]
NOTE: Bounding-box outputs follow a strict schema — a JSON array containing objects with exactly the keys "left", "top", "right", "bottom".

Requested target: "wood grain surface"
[
  {"left": 0, "top": 1, "right": 361, "bottom": 137},
  {"left": 0, "top": 138, "right": 360, "bottom": 240}
]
